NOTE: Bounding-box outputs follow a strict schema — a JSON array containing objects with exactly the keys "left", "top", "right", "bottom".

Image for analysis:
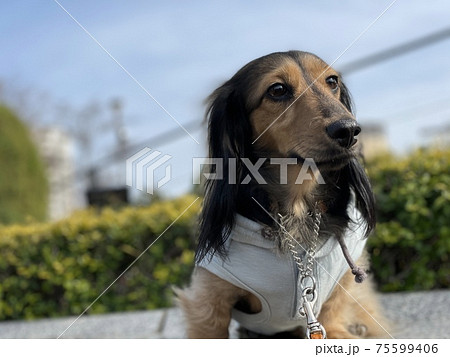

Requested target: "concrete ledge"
[{"left": 0, "top": 290, "right": 448, "bottom": 338}]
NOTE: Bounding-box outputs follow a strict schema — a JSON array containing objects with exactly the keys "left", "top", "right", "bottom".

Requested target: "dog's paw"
[{"left": 348, "top": 323, "right": 368, "bottom": 337}]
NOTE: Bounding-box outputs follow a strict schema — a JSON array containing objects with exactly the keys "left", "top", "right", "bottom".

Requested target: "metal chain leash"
[
  {"left": 289, "top": 210, "right": 321, "bottom": 277},
  {"left": 283, "top": 206, "right": 327, "bottom": 339}
]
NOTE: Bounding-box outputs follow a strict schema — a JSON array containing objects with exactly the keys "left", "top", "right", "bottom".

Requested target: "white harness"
[{"left": 197, "top": 204, "right": 367, "bottom": 335}]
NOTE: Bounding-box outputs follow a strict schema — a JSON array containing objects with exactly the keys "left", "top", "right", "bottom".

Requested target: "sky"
[{"left": 1, "top": 0, "right": 449, "bottom": 198}]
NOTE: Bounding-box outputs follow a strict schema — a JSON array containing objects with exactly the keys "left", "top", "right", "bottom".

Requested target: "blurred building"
[
  {"left": 425, "top": 124, "right": 450, "bottom": 148},
  {"left": 32, "top": 127, "right": 77, "bottom": 221},
  {"left": 358, "top": 123, "right": 390, "bottom": 159}
]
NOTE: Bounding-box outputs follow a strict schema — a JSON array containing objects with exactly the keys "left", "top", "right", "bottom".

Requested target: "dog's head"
[
  {"left": 208, "top": 51, "right": 359, "bottom": 169},
  {"left": 196, "top": 51, "right": 375, "bottom": 262}
]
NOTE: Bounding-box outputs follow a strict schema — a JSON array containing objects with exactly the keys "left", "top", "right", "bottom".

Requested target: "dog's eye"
[
  {"left": 267, "top": 83, "right": 289, "bottom": 99},
  {"left": 326, "top": 76, "right": 339, "bottom": 92}
]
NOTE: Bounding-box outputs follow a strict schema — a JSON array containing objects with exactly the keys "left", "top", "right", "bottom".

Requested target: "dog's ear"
[
  {"left": 339, "top": 80, "right": 354, "bottom": 113},
  {"left": 195, "top": 85, "right": 253, "bottom": 263},
  {"left": 347, "top": 157, "right": 376, "bottom": 236},
  {"left": 207, "top": 87, "right": 253, "bottom": 163},
  {"left": 339, "top": 79, "right": 375, "bottom": 235}
]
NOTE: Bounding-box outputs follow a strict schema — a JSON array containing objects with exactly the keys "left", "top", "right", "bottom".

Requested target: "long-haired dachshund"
[{"left": 176, "top": 51, "right": 389, "bottom": 338}]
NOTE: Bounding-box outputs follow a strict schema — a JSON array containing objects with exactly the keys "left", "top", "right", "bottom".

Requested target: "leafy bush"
[
  {"left": 0, "top": 105, "right": 48, "bottom": 224},
  {"left": 367, "top": 148, "right": 450, "bottom": 292},
  {"left": 0, "top": 195, "right": 199, "bottom": 320}
]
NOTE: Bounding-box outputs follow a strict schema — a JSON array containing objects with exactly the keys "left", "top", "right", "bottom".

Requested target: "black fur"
[{"left": 195, "top": 51, "right": 376, "bottom": 263}]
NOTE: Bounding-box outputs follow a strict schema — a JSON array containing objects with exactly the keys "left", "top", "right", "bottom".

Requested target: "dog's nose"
[{"left": 326, "top": 118, "right": 361, "bottom": 148}]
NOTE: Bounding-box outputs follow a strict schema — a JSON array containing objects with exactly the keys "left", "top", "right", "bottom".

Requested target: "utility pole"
[{"left": 111, "top": 98, "right": 127, "bottom": 159}]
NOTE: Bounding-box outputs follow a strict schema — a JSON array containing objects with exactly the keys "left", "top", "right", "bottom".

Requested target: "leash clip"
[{"left": 301, "top": 288, "right": 327, "bottom": 339}]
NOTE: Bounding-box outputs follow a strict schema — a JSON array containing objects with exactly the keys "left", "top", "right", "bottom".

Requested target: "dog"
[{"left": 176, "top": 51, "right": 389, "bottom": 338}]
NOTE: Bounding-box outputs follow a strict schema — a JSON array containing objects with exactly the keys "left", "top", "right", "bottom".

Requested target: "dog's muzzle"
[{"left": 326, "top": 118, "right": 361, "bottom": 149}]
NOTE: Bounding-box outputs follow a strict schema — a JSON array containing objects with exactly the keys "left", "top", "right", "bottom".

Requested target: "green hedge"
[
  {"left": 0, "top": 105, "right": 48, "bottom": 224},
  {"left": 0, "top": 196, "right": 199, "bottom": 320},
  {"left": 0, "top": 148, "right": 448, "bottom": 320},
  {"left": 367, "top": 148, "right": 449, "bottom": 292}
]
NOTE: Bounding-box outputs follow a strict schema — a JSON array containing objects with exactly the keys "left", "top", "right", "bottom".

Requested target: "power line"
[
  {"left": 53, "top": 119, "right": 203, "bottom": 190},
  {"left": 120, "top": 120, "right": 203, "bottom": 159},
  {"left": 376, "top": 95, "right": 450, "bottom": 124},
  {"left": 339, "top": 26, "right": 450, "bottom": 74}
]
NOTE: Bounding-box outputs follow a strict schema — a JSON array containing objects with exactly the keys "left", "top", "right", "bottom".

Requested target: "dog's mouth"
[{"left": 288, "top": 149, "right": 353, "bottom": 171}]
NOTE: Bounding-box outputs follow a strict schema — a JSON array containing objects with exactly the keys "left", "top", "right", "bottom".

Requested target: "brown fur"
[
  {"left": 318, "top": 254, "right": 390, "bottom": 338},
  {"left": 176, "top": 51, "right": 388, "bottom": 338},
  {"left": 174, "top": 268, "right": 258, "bottom": 338}
]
